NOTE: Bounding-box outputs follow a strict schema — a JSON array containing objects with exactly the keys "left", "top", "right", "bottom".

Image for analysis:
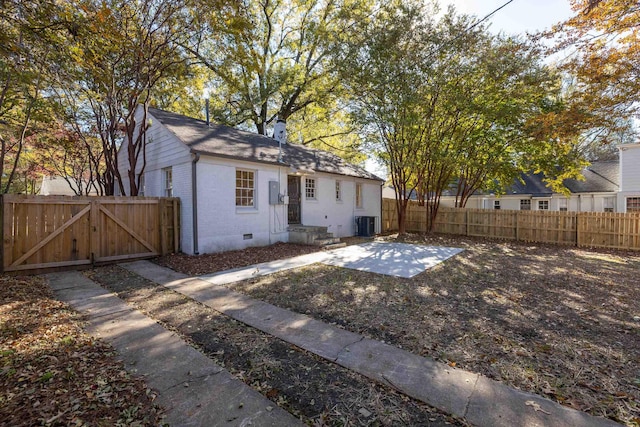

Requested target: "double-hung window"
[
  {"left": 604, "top": 197, "right": 615, "bottom": 212},
  {"left": 236, "top": 169, "right": 255, "bottom": 207},
  {"left": 559, "top": 198, "right": 568, "bottom": 212},
  {"left": 163, "top": 168, "right": 172, "bottom": 197},
  {"left": 627, "top": 197, "right": 640, "bottom": 212},
  {"left": 355, "top": 183, "right": 363, "bottom": 208},
  {"left": 520, "top": 199, "right": 531, "bottom": 211},
  {"left": 305, "top": 178, "right": 316, "bottom": 200}
]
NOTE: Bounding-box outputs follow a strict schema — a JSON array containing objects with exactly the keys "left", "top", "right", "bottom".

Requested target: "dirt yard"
[
  {"left": 87, "top": 265, "right": 464, "bottom": 426},
  {"left": 157, "top": 234, "right": 640, "bottom": 426},
  {"left": 0, "top": 275, "right": 164, "bottom": 426}
]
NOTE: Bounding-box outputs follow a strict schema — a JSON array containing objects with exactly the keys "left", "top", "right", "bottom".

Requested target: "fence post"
[
  {"left": 159, "top": 198, "right": 167, "bottom": 255},
  {"left": 173, "top": 198, "right": 180, "bottom": 253},
  {"left": 90, "top": 199, "right": 99, "bottom": 264},
  {"left": 576, "top": 212, "right": 581, "bottom": 248},
  {"left": 465, "top": 209, "right": 469, "bottom": 236}
]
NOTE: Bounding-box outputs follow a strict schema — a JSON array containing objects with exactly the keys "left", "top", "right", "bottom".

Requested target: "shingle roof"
[
  {"left": 149, "top": 108, "right": 382, "bottom": 181},
  {"left": 564, "top": 160, "right": 619, "bottom": 193},
  {"left": 505, "top": 160, "right": 619, "bottom": 195}
]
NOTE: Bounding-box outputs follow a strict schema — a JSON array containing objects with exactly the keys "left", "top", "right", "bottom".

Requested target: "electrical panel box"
[{"left": 269, "top": 181, "right": 280, "bottom": 205}]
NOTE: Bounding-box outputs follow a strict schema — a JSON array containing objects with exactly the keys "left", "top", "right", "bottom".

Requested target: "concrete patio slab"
[
  {"left": 47, "top": 271, "right": 303, "bottom": 427},
  {"left": 321, "top": 242, "right": 464, "bottom": 278}
]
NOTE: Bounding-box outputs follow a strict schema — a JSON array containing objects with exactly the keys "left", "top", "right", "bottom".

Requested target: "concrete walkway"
[
  {"left": 123, "top": 260, "right": 621, "bottom": 427},
  {"left": 47, "top": 271, "right": 303, "bottom": 427}
]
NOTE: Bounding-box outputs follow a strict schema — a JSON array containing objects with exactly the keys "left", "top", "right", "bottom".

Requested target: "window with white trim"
[
  {"left": 604, "top": 197, "right": 615, "bottom": 212},
  {"left": 559, "top": 198, "right": 568, "bottom": 212},
  {"left": 163, "top": 168, "right": 172, "bottom": 197},
  {"left": 138, "top": 173, "right": 145, "bottom": 196},
  {"left": 355, "top": 183, "right": 363, "bottom": 208},
  {"left": 626, "top": 197, "right": 640, "bottom": 212},
  {"left": 335, "top": 180, "right": 342, "bottom": 201},
  {"left": 236, "top": 169, "right": 255, "bottom": 207},
  {"left": 520, "top": 199, "right": 531, "bottom": 211},
  {"left": 305, "top": 178, "right": 316, "bottom": 200},
  {"left": 538, "top": 200, "right": 549, "bottom": 210},
  {"left": 494, "top": 200, "right": 500, "bottom": 210}
]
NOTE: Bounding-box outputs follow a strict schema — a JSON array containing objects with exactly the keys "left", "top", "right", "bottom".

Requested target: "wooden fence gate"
[{"left": 2, "top": 195, "right": 180, "bottom": 273}]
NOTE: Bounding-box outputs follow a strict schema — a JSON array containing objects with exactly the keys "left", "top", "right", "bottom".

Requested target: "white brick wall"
[
  {"left": 300, "top": 173, "right": 381, "bottom": 236},
  {"left": 119, "top": 107, "right": 383, "bottom": 254}
]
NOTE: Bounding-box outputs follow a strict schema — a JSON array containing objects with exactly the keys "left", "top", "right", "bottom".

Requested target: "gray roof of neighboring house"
[
  {"left": 149, "top": 108, "right": 383, "bottom": 182},
  {"left": 504, "top": 160, "right": 619, "bottom": 196}
]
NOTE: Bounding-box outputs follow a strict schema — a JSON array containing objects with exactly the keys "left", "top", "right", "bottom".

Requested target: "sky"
[
  {"left": 364, "top": 0, "right": 577, "bottom": 178},
  {"left": 441, "top": 0, "right": 575, "bottom": 35}
]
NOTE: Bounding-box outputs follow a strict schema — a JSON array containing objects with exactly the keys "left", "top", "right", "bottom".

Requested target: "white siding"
[
  {"left": 618, "top": 144, "right": 640, "bottom": 212},
  {"left": 620, "top": 144, "right": 640, "bottom": 192},
  {"left": 437, "top": 193, "right": 618, "bottom": 212}
]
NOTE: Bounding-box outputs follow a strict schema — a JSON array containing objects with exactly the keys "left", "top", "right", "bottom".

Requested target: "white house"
[
  {"left": 439, "top": 160, "right": 620, "bottom": 212},
  {"left": 617, "top": 142, "right": 640, "bottom": 213},
  {"left": 117, "top": 107, "right": 383, "bottom": 254},
  {"left": 39, "top": 175, "right": 99, "bottom": 196},
  {"left": 385, "top": 143, "right": 640, "bottom": 213}
]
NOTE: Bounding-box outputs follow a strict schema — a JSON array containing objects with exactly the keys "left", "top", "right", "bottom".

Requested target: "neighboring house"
[
  {"left": 439, "top": 160, "right": 620, "bottom": 212},
  {"left": 39, "top": 175, "right": 98, "bottom": 196},
  {"left": 617, "top": 142, "right": 640, "bottom": 213},
  {"left": 384, "top": 143, "right": 640, "bottom": 213},
  {"left": 117, "top": 107, "right": 383, "bottom": 255}
]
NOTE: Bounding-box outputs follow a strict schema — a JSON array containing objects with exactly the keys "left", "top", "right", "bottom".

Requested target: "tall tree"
[
  {"left": 548, "top": 0, "right": 640, "bottom": 143},
  {"left": 345, "top": 1, "right": 586, "bottom": 233},
  {"left": 185, "top": 0, "right": 372, "bottom": 156},
  {"left": 341, "top": 1, "right": 433, "bottom": 234},
  {"left": 0, "top": 0, "right": 73, "bottom": 193},
  {"left": 57, "top": 0, "right": 189, "bottom": 195}
]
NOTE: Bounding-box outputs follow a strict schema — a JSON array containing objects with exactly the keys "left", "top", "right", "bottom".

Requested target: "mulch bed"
[
  {"left": 0, "top": 275, "right": 164, "bottom": 426},
  {"left": 157, "top": 234, "right": 640, "bottom": 426},
  {"left": 155, "top": 242, "right": 325, "bottom": 276},
  {"left": 86, "top": 265, "right": 466, "bottom": 426}
]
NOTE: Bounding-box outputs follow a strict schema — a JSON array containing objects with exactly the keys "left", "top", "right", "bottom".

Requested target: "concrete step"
[
  {"left": 288, "top": 225, "right": 329, "bottom": 234},
  {"left": 322, "top": 242, "right": 346, "bottom": 250},
  {"left": 289, "top": 225, "right": 333, "bottom": 245},
  {"left": 313, "top": 237, "right": 341, "bottom": 247}
]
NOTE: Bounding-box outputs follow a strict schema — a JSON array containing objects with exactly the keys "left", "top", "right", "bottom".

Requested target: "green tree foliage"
[
  {"left": 547, "top": 0, "right": 640, "bottom": 146},
  {"left": 185, "top": 0, "right": 371, "bottom": 159},
  {"left": 344, "top": 1, "right": 586, "bottom": 233},
  {"left": 60, "top": 0, "right": 190, "bottom": 196},
  {"left": 0, "top": 0, "right": 75, "bottom": 193}
]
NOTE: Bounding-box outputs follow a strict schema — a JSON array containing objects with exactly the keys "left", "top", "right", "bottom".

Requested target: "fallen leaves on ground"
[
  {"left": 87, "top": 266, "right": 466, "bottom": 426},
  {"left": 0, "top": 275, "right": 164, "bottom": 426},
  {"left": 154, "top": 242, "right": 325, "bottom": 276},
  {"left": 160, "top": 234, "right": 640, "bottom": 426}
]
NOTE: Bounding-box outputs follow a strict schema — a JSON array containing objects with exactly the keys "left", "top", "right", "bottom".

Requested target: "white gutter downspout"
[{"left": 192, "top": 152, "right": 200, "bottom": 255}]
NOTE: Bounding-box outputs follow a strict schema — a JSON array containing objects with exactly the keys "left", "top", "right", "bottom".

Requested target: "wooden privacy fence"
[
  {"left": 2, "top": 195, "right": 180, "bottom": 273},
  {"left": 382, "top": 198, "right": 640, "bottom": 251}
]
